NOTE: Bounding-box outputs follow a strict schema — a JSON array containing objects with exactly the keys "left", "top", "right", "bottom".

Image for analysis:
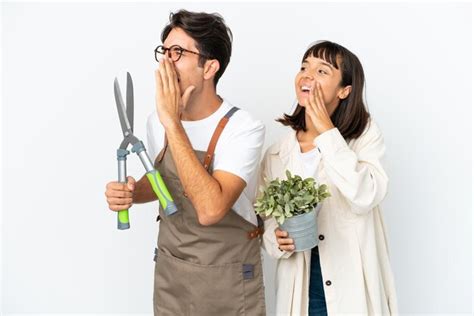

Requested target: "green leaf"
[
  {"left": 277, "top": 215, "right": 285, "bottom": 225},
  {"left": 254, "top": 170, "right": 330, "bottom": 223},
  {"left": 265, "top": 207, "right": 273, "bottom": 217}
]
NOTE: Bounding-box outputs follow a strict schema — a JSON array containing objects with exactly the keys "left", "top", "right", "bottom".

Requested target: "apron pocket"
[{"left": 154, "top": 249, "right": 245, "bottom": 316}]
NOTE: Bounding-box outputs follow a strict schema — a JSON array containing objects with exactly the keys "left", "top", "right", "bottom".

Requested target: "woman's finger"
[
  {"left": 277, "top": 237, "right": 294, "bottom": 246},
  {"left": 309, "top": 85, "right": 320, "bottom": 112},
  {"left": 315, "top": 81, "right": 326, "bottom": 112},
  {"left": 279, "top": 244, "right": 295, "bottom": 251},
  {"left": 275, "top": 228, "right": 288, "bottom": 238},
  {"left": 306, "top": 87, "right": 320, "bottom": 121},
  {"left": 311, "top": 82, "right": 321, "bottom": 113},
  {"left": 305, "top": 103, "right": 318, "bottom": 125}
]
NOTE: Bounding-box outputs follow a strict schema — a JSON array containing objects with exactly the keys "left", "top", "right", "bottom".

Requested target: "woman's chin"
[{"left": 296, "top": 97, "right": 308, "bottom": 107}]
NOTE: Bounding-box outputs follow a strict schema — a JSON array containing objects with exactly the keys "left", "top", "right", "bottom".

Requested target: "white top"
[
  {"left": 297, "top": 146, "right": 321, "bottom": 179},
  {"left": 146, "top": 99, "right": 265, "bottom": 226}
]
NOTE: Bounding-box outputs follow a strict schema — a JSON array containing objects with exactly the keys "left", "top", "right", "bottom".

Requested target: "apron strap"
[
  {"left": 155, "top": 106, "right": 239, "bottom": 168},
  {"left": 247, "top": 215, "right": 264, "bottom": 239},
  {"left": 203, "top": 106, "right": 240, "bottom": 171}
]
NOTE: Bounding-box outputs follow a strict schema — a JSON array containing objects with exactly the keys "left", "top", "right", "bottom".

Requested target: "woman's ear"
[
  {"left": 338, "top": 85, "right": 352, "bottom": 100},
  {"left": 203, "top": 59, "right": 220, "bottom": 81}
]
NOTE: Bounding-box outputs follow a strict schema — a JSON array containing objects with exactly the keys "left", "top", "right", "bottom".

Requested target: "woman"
[{"left": 260, "top": 41, "right": 398, "bottom": 315}]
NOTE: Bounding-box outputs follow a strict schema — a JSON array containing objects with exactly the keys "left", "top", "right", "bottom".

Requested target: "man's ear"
[
  {"left": 203, "top": 59, "right": 220, "bottom": 81},
  {"left": 338, "top": 85, "right": 352, "bottom": 100}
]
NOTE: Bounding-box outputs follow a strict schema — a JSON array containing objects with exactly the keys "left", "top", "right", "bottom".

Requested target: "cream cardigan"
[{"left": 260, "top": 121, "right": 398, "bottom": 315}]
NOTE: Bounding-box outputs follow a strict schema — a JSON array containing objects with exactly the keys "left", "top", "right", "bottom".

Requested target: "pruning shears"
[{"left": 113, "top": 72, "right": 177, "bottom": 230}]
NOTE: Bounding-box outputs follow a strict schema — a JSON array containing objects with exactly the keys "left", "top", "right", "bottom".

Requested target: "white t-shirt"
[
  {"left": 298, "top": 146, "right": 321, "bottom": 179},
  {"left": 146, "top": 99, "right": 265, "bottom": 226}
]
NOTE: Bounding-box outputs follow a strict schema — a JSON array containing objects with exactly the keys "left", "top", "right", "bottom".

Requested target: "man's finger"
[
  {"left": 106, "top": 182, "right": 132, "bottom": 192},
  {"left": 155, "top": 69, "right": 163, "bottom": 97},
  {"left": 127, "top": 176, "right": 135, "bottom": 191},
  {"left": 165, "top": 57, "right": 177, "bottom": 95},
  {"left": 159, "top": 57, "right": 169, "bottom": 92},
  {"left": 109, "top": 204, "right": 133, "bottom": 212},
  {"left": 107, "top": 189, "right": 133, "bottom": 198},
  {"left": 107, "top": 197, "right": 133, "bottom": 205}
]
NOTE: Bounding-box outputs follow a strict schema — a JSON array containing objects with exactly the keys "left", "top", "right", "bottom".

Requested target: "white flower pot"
[{"left": 279, "top": 203, "right": 322, "bottom": 252}]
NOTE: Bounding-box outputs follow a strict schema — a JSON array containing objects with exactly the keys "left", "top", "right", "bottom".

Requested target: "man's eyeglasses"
[{"left": 154, "top": 45, "right": 209, "bottom": 62}]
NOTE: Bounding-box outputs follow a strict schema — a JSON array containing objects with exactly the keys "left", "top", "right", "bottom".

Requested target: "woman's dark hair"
[
  {"left": 277, "top": 41, "right": 370, "bottom": 141},
  {"left": 161, "top": 10, "right": 233, "bottom": 87}
]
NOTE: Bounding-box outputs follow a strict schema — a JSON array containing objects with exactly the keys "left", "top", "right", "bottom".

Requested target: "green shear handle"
[
  {"left": 114, "top": 73, "right": 177, "bottom": 230},
  {"left": 146, "top": 170, "right": 177, "bottom": 216}
]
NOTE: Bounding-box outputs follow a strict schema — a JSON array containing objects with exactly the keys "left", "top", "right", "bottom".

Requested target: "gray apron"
[{"left": 152, "top": 107, "right": 266, "bottom": 315}]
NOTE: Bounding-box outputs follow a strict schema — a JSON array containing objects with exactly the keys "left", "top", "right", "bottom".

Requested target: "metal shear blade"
[{"left": 114, "top": 72, "right": 134, "bottom": 138}]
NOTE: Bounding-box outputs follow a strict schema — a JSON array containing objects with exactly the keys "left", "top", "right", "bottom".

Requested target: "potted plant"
[{"left": 255, "top": 170, "right": 331, "bottom": 251}]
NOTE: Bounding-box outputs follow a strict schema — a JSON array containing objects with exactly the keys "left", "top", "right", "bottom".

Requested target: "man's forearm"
[
  {"left": 133, "top": 175, "right": 158, "bottom": 204},
  {"left": 164, "top": 120, "right": 226, "bottom": 224}
]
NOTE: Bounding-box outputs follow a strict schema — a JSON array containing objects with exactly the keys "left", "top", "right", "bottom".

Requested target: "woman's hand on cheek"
[{"left": 305, "top": 82, "right": 335, "bottom": 135}]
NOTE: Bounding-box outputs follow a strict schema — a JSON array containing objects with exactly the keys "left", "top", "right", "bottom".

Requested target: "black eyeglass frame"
[{"left": 154, "top": 44, "right": 210, "bottom": 62}]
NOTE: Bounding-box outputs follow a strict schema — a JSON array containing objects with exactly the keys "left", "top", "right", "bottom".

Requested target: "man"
[{"left": 105, "top": 10, "right": 266, "bottom": 315}]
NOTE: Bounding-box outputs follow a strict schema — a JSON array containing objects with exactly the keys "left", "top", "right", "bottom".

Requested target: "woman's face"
[{"left": 294, "top": 54, "right": 350, "bottom": 116}]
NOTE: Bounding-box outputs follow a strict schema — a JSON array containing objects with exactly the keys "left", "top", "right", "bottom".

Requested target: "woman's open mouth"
[{"left": 298, "top": 85, "right": 311, "bottom": 98}]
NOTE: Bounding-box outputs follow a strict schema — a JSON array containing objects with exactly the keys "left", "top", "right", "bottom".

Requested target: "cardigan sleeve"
[{"left": 314, "top": 121, "right": 388, "bottom": 215}]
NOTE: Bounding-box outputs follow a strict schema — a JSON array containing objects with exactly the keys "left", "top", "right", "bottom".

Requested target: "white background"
[{"left": 1, "top": 1, "right": 472, "bottom": 315}]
